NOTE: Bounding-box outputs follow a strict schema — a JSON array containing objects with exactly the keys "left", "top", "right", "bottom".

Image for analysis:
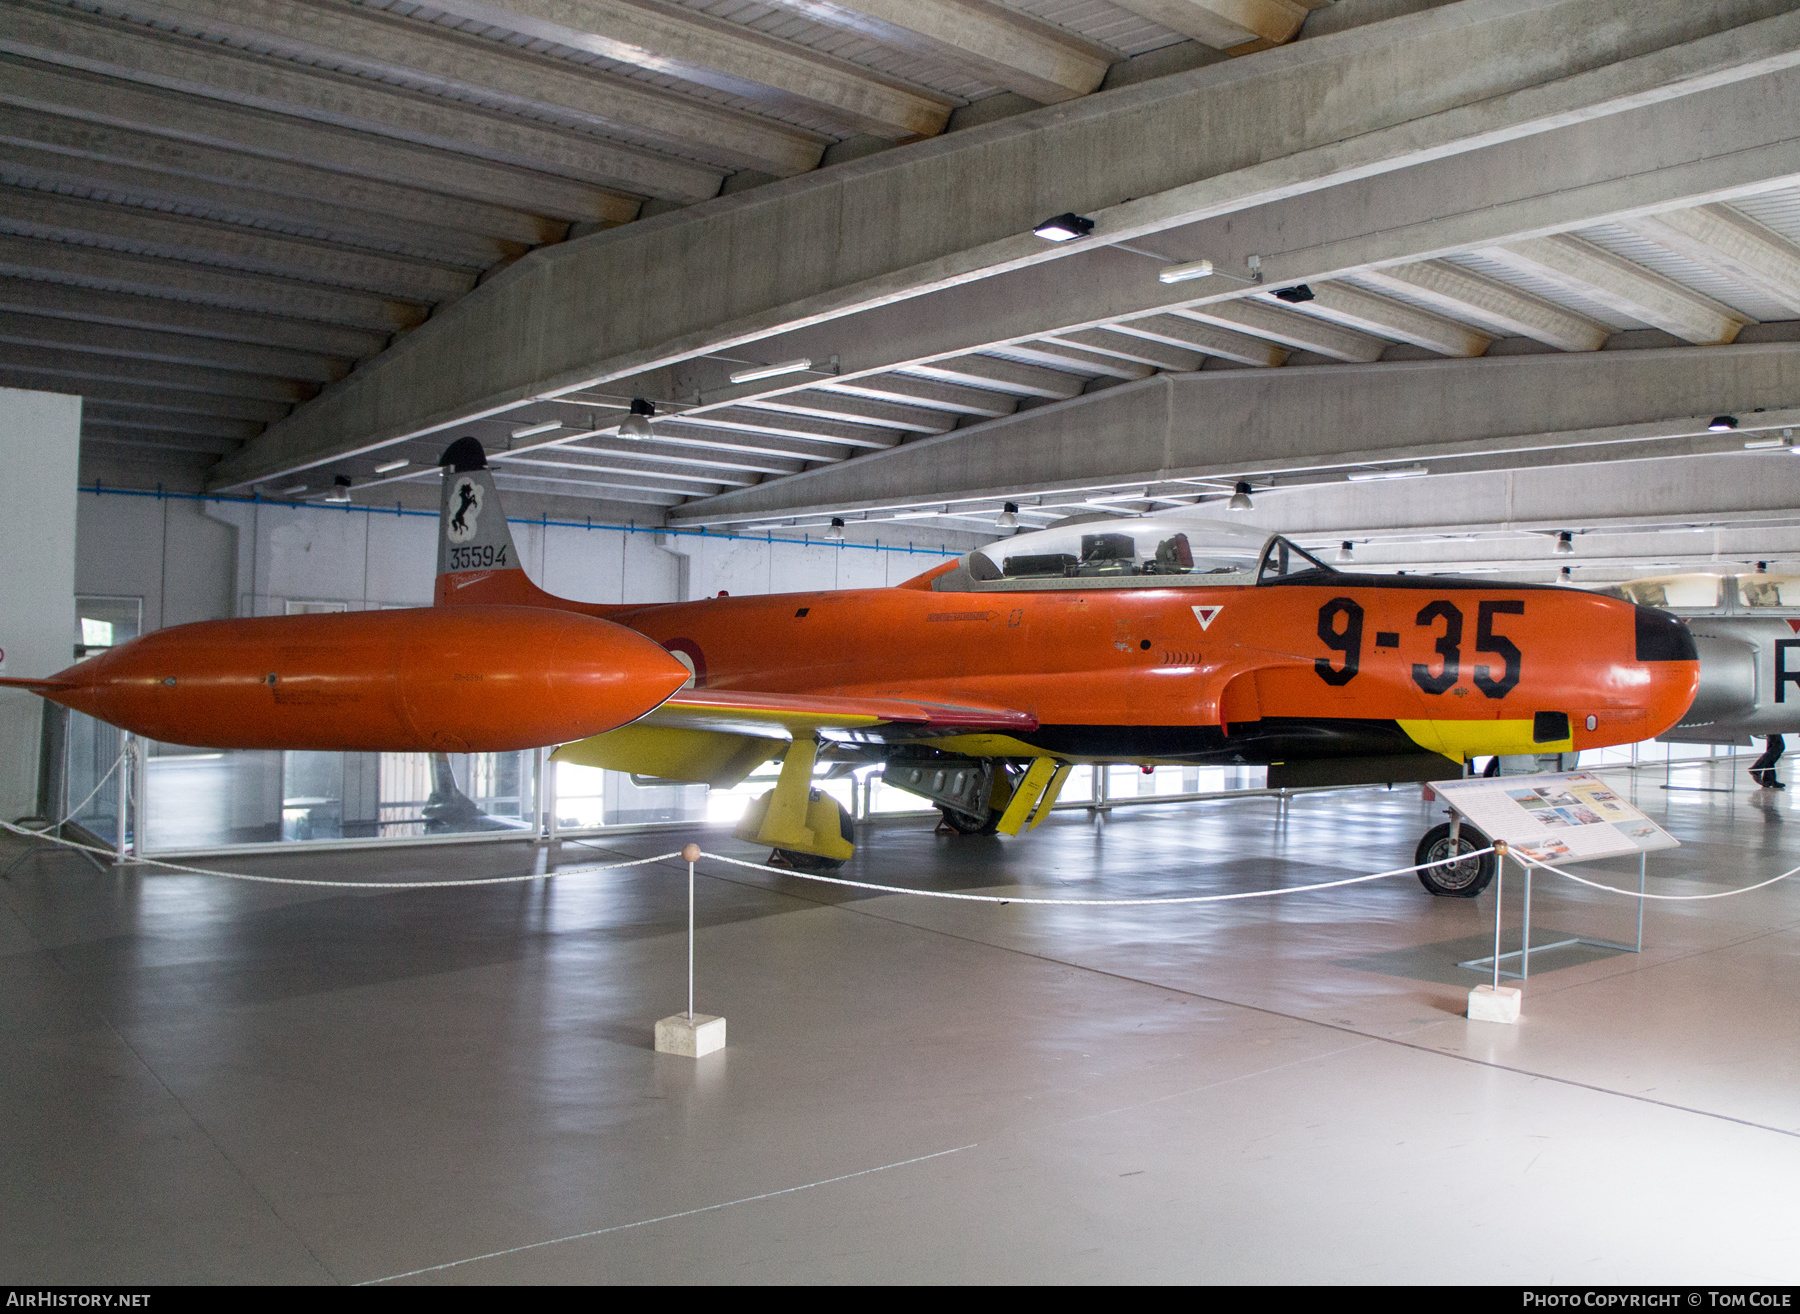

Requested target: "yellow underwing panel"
[
  {"left": 553, "top": 723, "right": 781, "bottom": 787},
  {"left": 1398, "top": 718, "right": 1572, "bottom": 760}
]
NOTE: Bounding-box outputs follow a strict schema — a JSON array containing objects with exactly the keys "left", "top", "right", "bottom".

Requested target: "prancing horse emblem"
[{"left": 447, "top": 479, "right": 482, "bottom": 543}]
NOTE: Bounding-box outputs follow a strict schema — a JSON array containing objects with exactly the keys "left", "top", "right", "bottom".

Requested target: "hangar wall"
[
  {"left": 0, "top": 387, "right": 80, "bottom": 821},
  {"left": 72, "top": 489, "right": 974, "bottom": 630}
]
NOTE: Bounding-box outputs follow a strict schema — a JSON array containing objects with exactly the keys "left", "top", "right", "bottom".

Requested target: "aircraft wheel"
[
  {"left": 1414, "top": 822, "right": 1495, "bottom": 898},
  {"left": 937, "top": 804, "right": 999, "bottom": 835},
  {"left": 771, "top": 794, "right": 855, "bottom": 873}
]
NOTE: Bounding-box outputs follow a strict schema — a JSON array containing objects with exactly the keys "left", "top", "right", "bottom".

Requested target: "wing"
[{"left": 552, "top": 689, "right": 1038, "bottom": 787}]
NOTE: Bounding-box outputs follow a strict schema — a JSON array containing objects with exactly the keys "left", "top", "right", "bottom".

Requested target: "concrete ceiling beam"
[
  {"left": 81, "top": 421, "right": 240, "bottom": 454},
  {"left": 666, "top": 340, "right": 1800, "bottom": 523},
  {"left": 675, "top": 408, "right": 901, "bottom": 449},
  {"left": 0, "top": 58, "right": 636, "bottom": 224},
  {"left": 205, "top": 0, "right": 1800, "bottom": 487},
  {"left": 0, "top": 5, "right": 714, "bottom": 203},
  {"left": 814, "top": 373, "right": 1019, "bottom": 416},
  {"left": 0, "top": 369, "right": 290, "bottom": 421},
  {"left": 1623, "top": 202, "right": 1800, "bottom": 316},
  {"left": 0, "top": 187, "right": 475, "bottom": 303},
  {"left": 80, "top": 402, "right": 262, "bottom": 440},
  {"left": 1103, "top": 0, "right": 1307, "bottom": 50},
  {"left": 0, "top": 140, "right": 513, "bottom": 270},
  {"left": 492, "top": 450, "right": 753, "bottom": 488},
  {"left": 620, "top": 421, "right": 852, "bottom": 465},
  {"left": 1042, "top": 327, "right": 1204, "bottom": 373},
  {"left": 0, "top": 102, "right": 562, "bottom": 250},
  {"left": 121, "top": 0, "right": 826, "bottom": 177},
  {"left": 900, "top": 355, "right": 1086, "bottom": 398},
  {"left": 737, "top": 391, "right": 955, "bottom": 433},
  {"left": 1104, "top": 313, "right": 1287, "bottom": 367},
  {"left": 421, "top": 0, "right": 953, "bottom": 139},
  {"left": 995, "top": 341, "right": 1154, "bottom": 379},
  {"left": 0, "top": 306, "right": 351, "bottom": 382},
  {"left": 1355, "top": 259, "right": 1610, "bottom": 352},
  {"left": 0, "top": 232, "right": 427, "bottom": 332},
  {"left": 1280, "top": 282, "right": 1492, "bottom": 357},
  {"left": 1181, "top": 299, "right": 1388, "bottom": 362},
  {"left": 0, "top": 341, "right": 312, "bottom": 401},
  {"left": 1483, "top": 234, "right": 1750, "bottom": 344},
  {"left": 0, "top": 277, "right": 380, "bottom": 359},
  {"left": 545, "top": 439, "right": 808, "bottom": 477},
  {"left": 755, "top": 0, "right": 1111, "bottom": 104}
]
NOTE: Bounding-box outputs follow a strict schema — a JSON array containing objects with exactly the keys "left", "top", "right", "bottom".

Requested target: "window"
[{"left": 75, "top": 595, "right": 142, "bottom": 658}]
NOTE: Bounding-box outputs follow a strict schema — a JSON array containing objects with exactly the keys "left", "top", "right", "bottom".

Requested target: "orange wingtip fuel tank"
[{"left": 5, "top": 605, "right": 690, "bottom": 752}]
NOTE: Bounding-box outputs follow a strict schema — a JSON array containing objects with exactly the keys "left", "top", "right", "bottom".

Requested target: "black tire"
[
  {"left": 772, "top": 791, "right": 855, "bottom": 872},
  {"left": 937, "top": 804, "right": 1000, "bottom": 835},
  {"left": 1415, "top": 822, "right": 1495, "bottom": 898}
]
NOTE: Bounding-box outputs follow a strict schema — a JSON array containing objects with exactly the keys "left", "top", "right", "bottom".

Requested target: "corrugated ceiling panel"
[
  {"left": 1729, "top": 186, "right": 1800, "bottom": 248},
  {"left": 1443, "top": 251, "right": 1646, "bottom": 332},
  {"left": 1578, "top": 220, "right": 1787, "bottom": 323}
]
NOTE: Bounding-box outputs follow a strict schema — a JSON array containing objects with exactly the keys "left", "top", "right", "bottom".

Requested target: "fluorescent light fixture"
[
  {"left": 1158, "top": 259, "right": 1215, "bottom": 285},
  {"left": 277, "top": 484, "right": 307, "bottom": 496},
  {"left": 892, "top": 508, "right": 945, "bottom": 520},
  {"left": 824, "top": 517, "right": 845, "bottom": 541},
  {"left": 1345, "top": 465, "right": 1429, "bottom": 481},
  {"left": 1708, "top": 414, "right": 1739, "bottom": 432},
  {"left": 373, "top": 458, "right": 410, "bottom": 474},
  {"left": 1033, "top": 213, "right": 1094, "bottom": 242},
  {"left": 510, "top": 420, "right": 562, "bottom": 440},
  {"left": 728, "top": 358, "right": 812, "bottom": 385}
]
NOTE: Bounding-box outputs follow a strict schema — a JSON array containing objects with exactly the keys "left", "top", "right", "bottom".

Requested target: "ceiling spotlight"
[
  {"left": 1271, "top": 285, "right": 1316, "bottom": 304},
  {"left": 510, "top": 419, "right": 562, "bottom": 440},
  {"left": 1033, "top": 213, "right": 1094, "bottom": 242},
  {"left": 1227, "top": 481, "right": 1253, "bottom": 512},
  {"left": 372, "top": 458, "right": 410, "bottom": 474},
  {"left": 824, "top": 517, "right": 845, "bottom": 541},
  {"left": 1560, "top": 566, "right": 1572, "bottom": 581},
  {"left": 1554, "top": 531, "right": 1575, "bottom": 555},
  {"left": 325, "top": 475, "right": 352, "bottom": 505},
  {"left": 1708, "top": 415, "right": 1739, "bottom": 432},
  {"left": 728, "top": 358, "right": 812, "bottom": 385},
  {"left": 997, "top": 502, "right": 1019, "bottom": 529},
  {"left": 1337, "top": 540, "right": 1354, "bottom": 563},
  {"left": 1757, "top": 561, "right": 1769, "bottom": 573},
  {"left": 1158, "top": 259, "right": 1215, "bottom": 285},
  {"left": 619, "top": 398, "right": 656, "bottom": 440}
]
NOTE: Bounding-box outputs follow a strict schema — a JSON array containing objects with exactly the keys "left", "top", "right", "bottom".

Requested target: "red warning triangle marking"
[
  {"left": 1192, "top": 605, "right": 1222, "bottom": 630},
  {"left": 1786, "top": 618, "right": 1800, "bottom": 634}
]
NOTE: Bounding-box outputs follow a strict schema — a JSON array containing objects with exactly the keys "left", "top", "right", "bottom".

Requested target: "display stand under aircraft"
[{"left": 1, "top": 439, "right": 1701, "bottom": 890}]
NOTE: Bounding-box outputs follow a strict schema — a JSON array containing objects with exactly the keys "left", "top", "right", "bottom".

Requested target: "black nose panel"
[{"left": 1635, "top": 605, "right": 1698, "bottom": 662}]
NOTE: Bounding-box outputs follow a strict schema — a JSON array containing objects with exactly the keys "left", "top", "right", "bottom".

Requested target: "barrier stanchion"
[
  {"left": 1467, "top": 841, "right": 1522, "bottom": 1023},
  {"left": 655, "top": 843, "right": 724, "bottom": 1058}
]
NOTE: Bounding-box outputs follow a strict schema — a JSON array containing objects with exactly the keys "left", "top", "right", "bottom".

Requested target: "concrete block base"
[
  {"left": 655, "top": 1013, "right": 726, "bottom": 1057},
  {"left": 1467, "top": 984, "right": 1522, "bottom": 1024}
]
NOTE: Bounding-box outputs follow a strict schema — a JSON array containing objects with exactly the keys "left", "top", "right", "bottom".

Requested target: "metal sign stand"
[{"left": 1456, "top": 816, "right": 1647, "bottom": 982}]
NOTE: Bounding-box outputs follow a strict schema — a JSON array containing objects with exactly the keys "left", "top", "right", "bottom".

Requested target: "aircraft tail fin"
[{"left": 433, "top": 437, "right": 566, "bottom": 609}]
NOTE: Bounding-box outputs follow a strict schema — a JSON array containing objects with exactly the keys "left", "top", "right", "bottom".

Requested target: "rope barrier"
[
  {"left": 1516, "top": 851, "right": 1800, "bottom": 901},
  {"left": 13, "top": 745, "right": 128, "bottom": 835},
  {"left": 695, "top": 846, "right": 1497, "bottom": 906},
  {"left": 0, "top": 818, "right": 681, "bottom": 889}
]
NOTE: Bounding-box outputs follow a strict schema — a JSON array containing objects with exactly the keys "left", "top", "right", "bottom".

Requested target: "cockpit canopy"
[
  {"left": 1602, "top": 572, "right": 1800, "bottom": 613},
  {"left": 934, "top": 514, "right": 1332, "bottom": 592}
]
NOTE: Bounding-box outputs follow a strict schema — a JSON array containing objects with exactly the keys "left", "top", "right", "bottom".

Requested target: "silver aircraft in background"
[{"left": 1599, "top": 568, "right": 1800, "bottom": 788}]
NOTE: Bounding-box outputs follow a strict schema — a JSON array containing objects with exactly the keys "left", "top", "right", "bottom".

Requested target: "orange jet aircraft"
[
  {"left": 430, "top": 439, "right": 1698, "bottom": 895},
  {"left": 4, "top": 436, "right": 1698, "bottom": 895}
]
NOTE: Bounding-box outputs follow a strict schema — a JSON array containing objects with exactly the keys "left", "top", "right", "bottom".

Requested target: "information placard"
[{"left": 1431, "top": 771, "right": 1678, "bottom": 865}]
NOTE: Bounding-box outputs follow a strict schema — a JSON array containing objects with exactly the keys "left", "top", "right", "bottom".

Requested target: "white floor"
[{"left": 3, "top": 760, "right": 1797, "bottom": 1283}]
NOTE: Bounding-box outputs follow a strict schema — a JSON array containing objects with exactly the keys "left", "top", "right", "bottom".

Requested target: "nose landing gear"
[{"left": 1414, "top": 820, "right": 1495, "bottom": 897}]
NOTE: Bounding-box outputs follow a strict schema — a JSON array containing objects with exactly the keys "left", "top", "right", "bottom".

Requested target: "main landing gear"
[{"left": 1414, "top": 821, "right": 1495, "bottom": 897}]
